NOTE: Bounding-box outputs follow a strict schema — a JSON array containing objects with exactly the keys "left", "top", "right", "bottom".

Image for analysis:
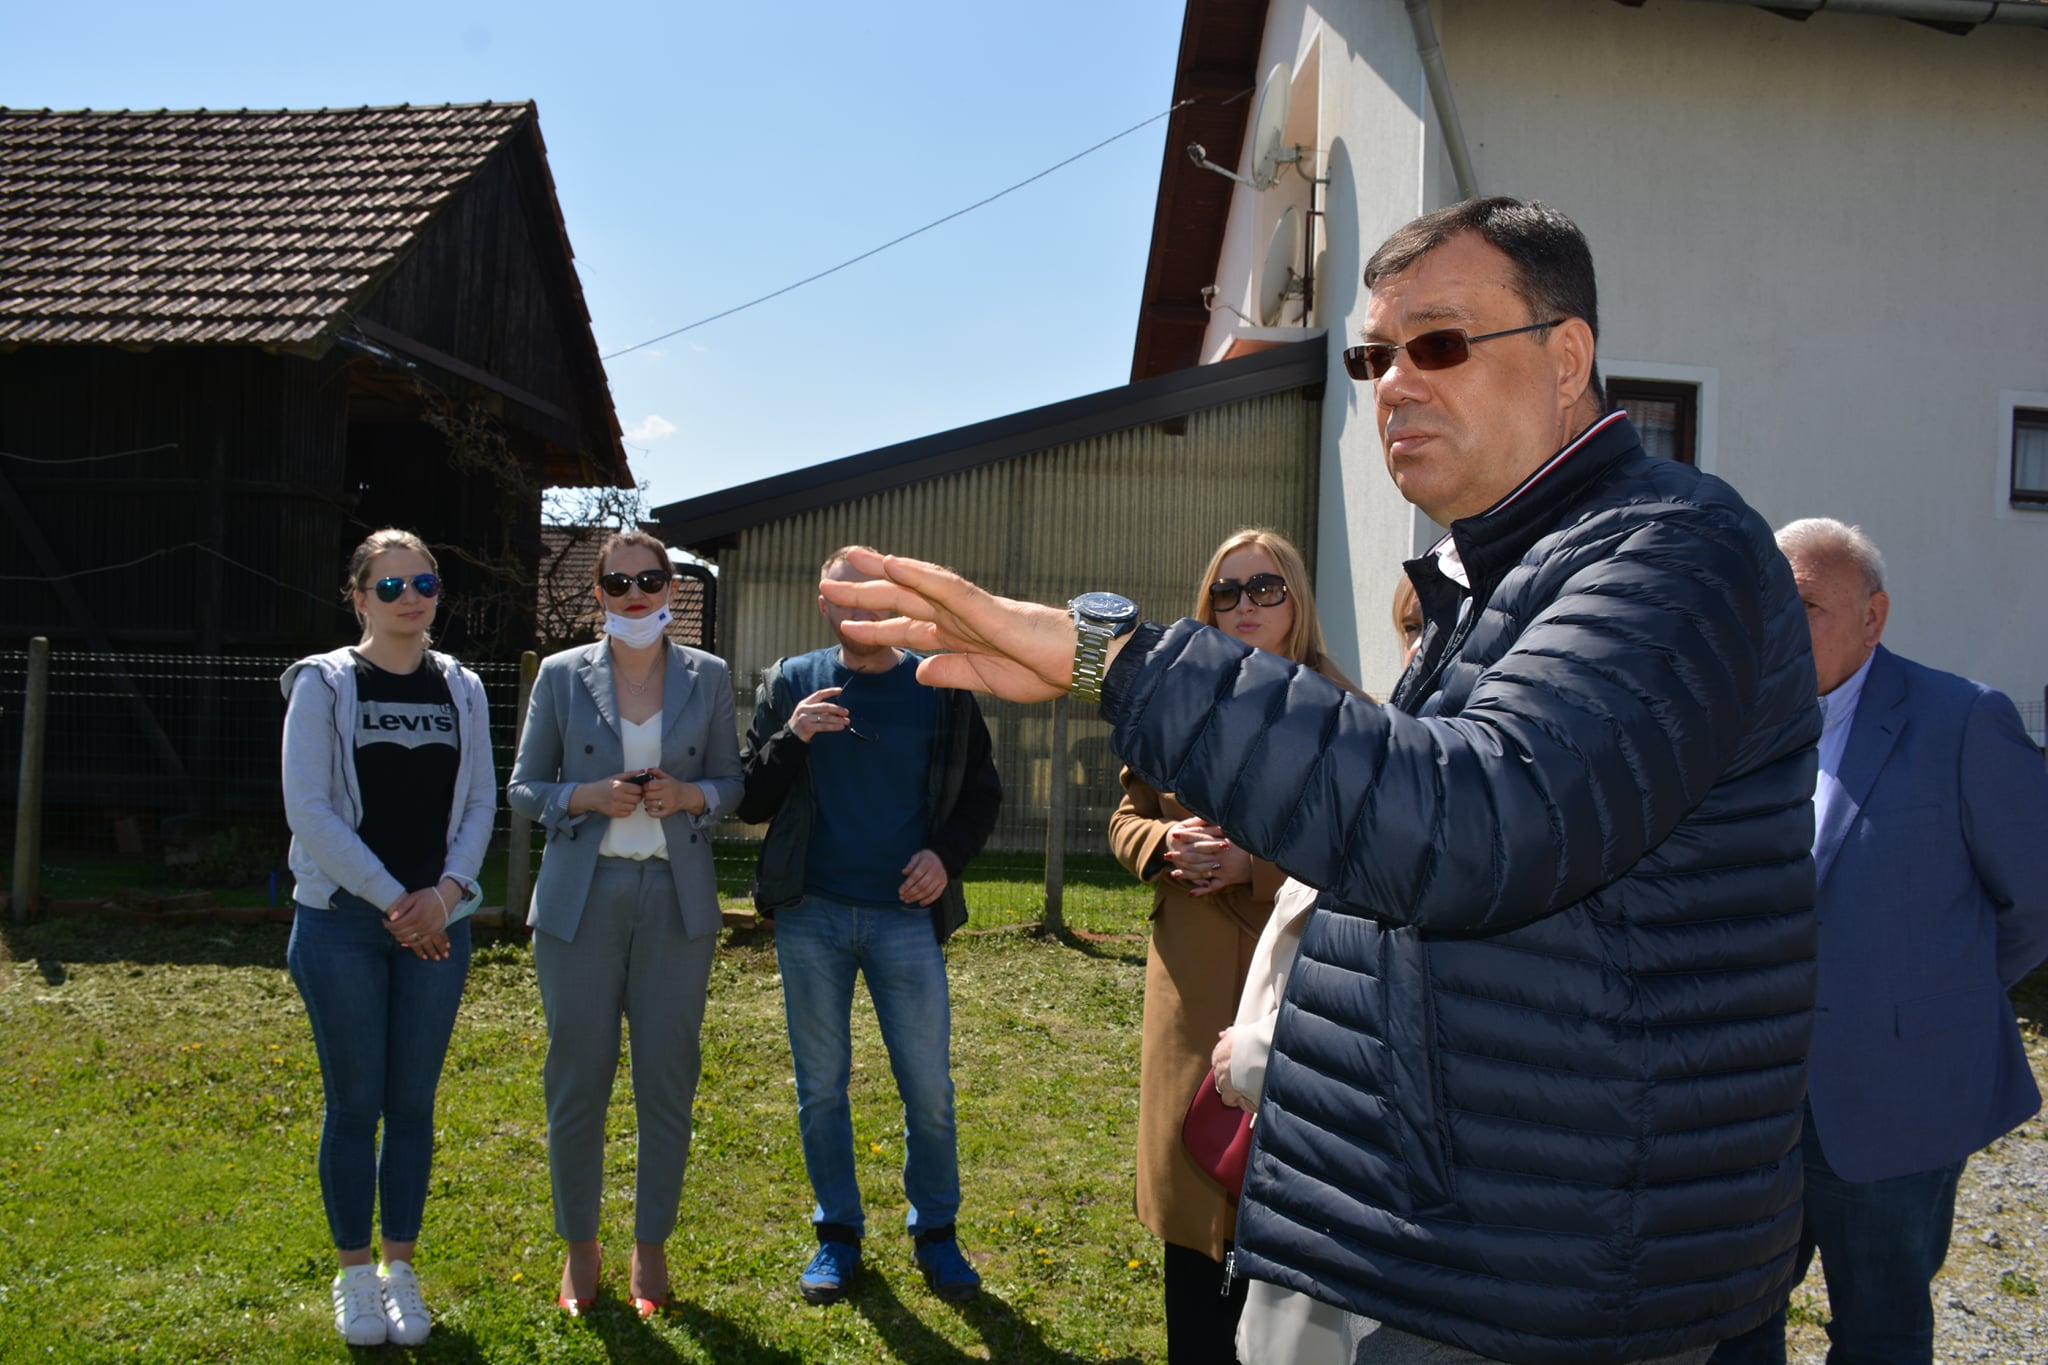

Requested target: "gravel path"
[{"left": 1780, "top": 1009, "right": 2048, "bottom": 1364}]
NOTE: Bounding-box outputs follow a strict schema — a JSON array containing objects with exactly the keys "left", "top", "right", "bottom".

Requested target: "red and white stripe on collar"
[{"left": 1428, "top": 409, "right": 1630, "bottom": 588}]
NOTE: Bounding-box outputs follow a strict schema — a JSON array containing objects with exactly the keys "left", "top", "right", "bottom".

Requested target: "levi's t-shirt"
[{"left": 351, "top": 652, "right": 459, "bottom": 895}]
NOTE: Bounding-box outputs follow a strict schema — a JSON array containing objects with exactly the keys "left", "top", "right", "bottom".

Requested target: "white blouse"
[{"left": 596, "top": 714, "right": 668, "bottom": 861}]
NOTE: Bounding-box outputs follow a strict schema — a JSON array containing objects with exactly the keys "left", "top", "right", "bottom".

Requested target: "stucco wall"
[{"left": 1199, "top": 0, "right": 2048, "bottom": 710}]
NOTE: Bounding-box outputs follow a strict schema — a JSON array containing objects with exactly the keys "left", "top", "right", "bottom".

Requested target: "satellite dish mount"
[{"left": 1186, "top": 62, "right": 1305, "bottom": 191}]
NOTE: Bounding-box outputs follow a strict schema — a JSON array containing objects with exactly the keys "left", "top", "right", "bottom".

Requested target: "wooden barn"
[
  {"left": 0, "top": 102, "right": 629, "bottom": 657},
  {"left": 0, "top": 102, "right": 628, "bottom": 816}
]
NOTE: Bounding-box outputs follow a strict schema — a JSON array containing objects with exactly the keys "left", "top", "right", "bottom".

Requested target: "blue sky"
[{"left": 1, "top": 1, "right": 1190, "bottom": 510}]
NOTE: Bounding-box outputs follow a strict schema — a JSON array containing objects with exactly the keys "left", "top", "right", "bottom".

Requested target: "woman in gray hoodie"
[{"left": 280, "top": 528, "right": 496, "bottom": 1348}]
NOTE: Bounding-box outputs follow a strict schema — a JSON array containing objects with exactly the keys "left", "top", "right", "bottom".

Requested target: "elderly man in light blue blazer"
[{"left": 1713, "top": 518, "right": 2048, "bottom": 1365}]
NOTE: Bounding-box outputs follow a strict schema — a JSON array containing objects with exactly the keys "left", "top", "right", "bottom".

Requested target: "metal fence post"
[
  {"left": 12, "top": 637, "right": 50, "bottom": 922},
  {"left": 505, "top": 650, "right": 540, "bottom": 927},
  {"left": 1043, "top": 695, "right": 1068, "bottom": 935}
]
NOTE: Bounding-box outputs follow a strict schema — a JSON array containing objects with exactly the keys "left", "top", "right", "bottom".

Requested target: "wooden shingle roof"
[{"left": 0, "top": 103, "right": 532, "bottom": 347}]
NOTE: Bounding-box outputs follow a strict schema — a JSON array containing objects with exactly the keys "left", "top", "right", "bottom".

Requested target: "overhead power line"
[{"left": 601, "top": 96, "right": 1217, "bottom": 362}]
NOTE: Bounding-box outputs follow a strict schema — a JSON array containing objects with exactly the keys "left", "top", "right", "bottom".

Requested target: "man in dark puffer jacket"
[{"left": 823, "top": 199, "right": 1821, "bottom": 1365}]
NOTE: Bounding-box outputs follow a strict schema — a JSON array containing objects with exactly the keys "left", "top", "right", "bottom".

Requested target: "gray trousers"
[
  {"left": 1238, "top": 1282, "right": 1714, "bottom": 1365},
  {"left": 533, "top": 856, "right": 717, "bottom": 1244}
]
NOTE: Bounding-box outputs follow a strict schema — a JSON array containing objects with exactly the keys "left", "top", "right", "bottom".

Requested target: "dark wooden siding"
[
  {"left": 354, "top": 143, "right": 591, "bottom": 454},
  {"left": 0, "top": 346, "right": 352, "bottom": 651}
]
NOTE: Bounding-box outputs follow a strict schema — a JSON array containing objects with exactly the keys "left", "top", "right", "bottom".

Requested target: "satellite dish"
[
  {"left": 1258, "top": 207, "right": 1302, "bottom": 326},
  {"left": 1247, "top": 62, "right": 1293, "bottom": 189}
]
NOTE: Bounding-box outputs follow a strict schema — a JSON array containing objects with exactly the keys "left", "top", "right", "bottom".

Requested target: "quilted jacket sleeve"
[{"left": 1108, "top": 506, "right": 1783, "bottom": 936}]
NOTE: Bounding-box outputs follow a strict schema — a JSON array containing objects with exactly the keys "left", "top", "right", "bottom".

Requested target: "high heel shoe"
[
  {"left": 558, "top": 1242, "right": 601, "bottom": 1316},
  {"left": 629, "top": 1243, "right": 668, "bottom": 1319}
]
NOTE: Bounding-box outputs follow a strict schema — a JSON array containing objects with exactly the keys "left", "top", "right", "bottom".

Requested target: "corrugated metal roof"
[
  {"left": 0, "top": 103, "right": 531, "bottom": 346},
  {"left": 655, "top": 335, "right": 1332, "bottom": 554}
]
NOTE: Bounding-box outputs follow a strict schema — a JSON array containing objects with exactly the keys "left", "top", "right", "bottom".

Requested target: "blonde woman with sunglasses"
[
  {"left": 1109, "top": 528, "right": 1358, "bottom": 1365},
  {"left": 281, "top": 528, "right": 496, "bottom": 1347},
  {"left": 507, "top": 529, "right": 742, "bottom": 1320}
]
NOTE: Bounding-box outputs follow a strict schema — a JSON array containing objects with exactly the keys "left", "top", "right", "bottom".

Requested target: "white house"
[{"left": 1136, "top": 0, "right": 2047, "bottom": 718}]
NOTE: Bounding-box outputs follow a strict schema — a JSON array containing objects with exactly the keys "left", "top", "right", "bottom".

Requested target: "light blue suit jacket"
[
  {"left": 506, "top": 640, "right": 742, "bottom": 942},
  {"left": 1806, "top": 644, "right": 2048, "bottom": 1181}
]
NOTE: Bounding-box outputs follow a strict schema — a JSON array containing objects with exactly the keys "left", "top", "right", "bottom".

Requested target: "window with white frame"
[
  {"left": 2012, "top": 407, "right": 2048, "bottom": 508},
  {"left": 1608, "top": 378, "right": 1697, "bottom": 465}
]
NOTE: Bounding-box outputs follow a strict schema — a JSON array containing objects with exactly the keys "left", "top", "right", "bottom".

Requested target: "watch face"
[{"left": 1071, "top": 591, "right": 1138, "bottom": 625}]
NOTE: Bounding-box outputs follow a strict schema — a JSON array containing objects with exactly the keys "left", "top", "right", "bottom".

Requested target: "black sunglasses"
[
  {"left": 1341, "top": 320, "right": 1562, "bottom": 382},
  {"left": 372, "top": 573, "right": 441, "bottom": 602},
  {"left": 598, "top": 569, "right": 674, "bottom": 597},
  {"left": 1209, "top": 573, "right": 1289, "bottom": 612}
]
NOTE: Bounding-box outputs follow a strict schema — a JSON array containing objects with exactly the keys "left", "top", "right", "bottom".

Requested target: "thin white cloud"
[{"left": 625, "top": 414, "right": 678, "bottom": 443}]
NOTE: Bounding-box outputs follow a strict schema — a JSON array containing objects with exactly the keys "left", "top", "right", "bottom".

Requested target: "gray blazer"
[{"left": 507, "top": 640, "right": 742, "bottom": 941}]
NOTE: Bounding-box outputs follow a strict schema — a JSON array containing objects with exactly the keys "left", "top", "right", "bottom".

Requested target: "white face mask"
[{"left": 604, "top": 605, "right": 671, "bottom": 649}]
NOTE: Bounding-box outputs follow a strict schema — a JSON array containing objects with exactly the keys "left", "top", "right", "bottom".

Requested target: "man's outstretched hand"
[{"left": 819, "top": 548, "right": 1108, "bottom": 702}]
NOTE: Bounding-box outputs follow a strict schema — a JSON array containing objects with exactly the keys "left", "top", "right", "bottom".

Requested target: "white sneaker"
[
  {"left": 332, "top": 1265, "right": 387, "bottom": 1345},
  {"left": 379, "top": 1259, "right": 433, "bottom": 1346}
]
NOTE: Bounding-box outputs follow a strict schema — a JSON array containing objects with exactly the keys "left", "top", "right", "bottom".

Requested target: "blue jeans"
[
  {"left": 288, "top": 890, "right": 471, "bottom": 1252},
  {"left": 774, "top": 893, "right": 958, "bottom": 1237},
  {"left": 1710, "top": 1105, "right": 1963, "bottom": 1365}
]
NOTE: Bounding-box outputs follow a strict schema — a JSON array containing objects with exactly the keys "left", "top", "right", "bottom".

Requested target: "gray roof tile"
[{"left": 0, "top": 102, "right": 530, "bottom": 345}]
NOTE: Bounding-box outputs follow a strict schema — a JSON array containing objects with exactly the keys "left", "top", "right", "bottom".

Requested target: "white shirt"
[
  {"left": 596, "top": 714, "right": 668, "bottom": 860},
  {"left": 1811, "top": 650, "right": 1876, "bottom": 856}
]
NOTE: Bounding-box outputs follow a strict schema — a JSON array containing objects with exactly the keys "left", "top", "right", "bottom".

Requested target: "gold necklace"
[{"left": 619, "top": 651, "right": 663, "bottom": 696}]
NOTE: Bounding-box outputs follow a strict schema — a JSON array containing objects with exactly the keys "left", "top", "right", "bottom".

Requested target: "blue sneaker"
[
  {"left": 799, "top": 1237, "right": 861, "bottom": 1305},
  {"left": 913, "top": 1228, "right": 981, "bottom": 1303}
]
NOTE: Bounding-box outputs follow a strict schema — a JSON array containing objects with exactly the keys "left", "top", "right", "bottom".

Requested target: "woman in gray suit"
[{"left": 507, "top": 529, "right": 742, "bottom": 1318}]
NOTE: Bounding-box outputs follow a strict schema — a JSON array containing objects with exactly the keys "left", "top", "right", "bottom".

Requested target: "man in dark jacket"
[
  {"left": 822, "top": 200, "right": 1822, "bottom": 1365},
  {"left": 737, "top": 545, "right": 1002, "bottom": 1308}
]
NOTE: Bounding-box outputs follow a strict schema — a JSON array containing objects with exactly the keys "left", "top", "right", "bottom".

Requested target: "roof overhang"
[{"left": 655, "top": 333, "right": 1330, "bottom": 555}]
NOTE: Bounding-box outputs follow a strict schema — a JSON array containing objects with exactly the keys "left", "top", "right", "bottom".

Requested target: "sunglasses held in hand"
[
  {"left": 599, "top": 569, "right": 674, "bottom": 597},
  {"left": 1341, "top": 320, "right": 1561, "bottom": 382},
  {"left": 373, "top": 574, "right": 441, "bottom": 602},
  {"left": 1209, "top": 573, "right": 1289, "bottom": 612}
]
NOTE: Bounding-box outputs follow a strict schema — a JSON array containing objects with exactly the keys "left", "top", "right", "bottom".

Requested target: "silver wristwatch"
[{"left": 1067, "top": 592, "right": 1140, "bottom": 704}]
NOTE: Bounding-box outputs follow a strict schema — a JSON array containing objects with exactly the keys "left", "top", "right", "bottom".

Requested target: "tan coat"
[{"left": 1111, "top": 767, "right": 1290, "bottom": 1261}]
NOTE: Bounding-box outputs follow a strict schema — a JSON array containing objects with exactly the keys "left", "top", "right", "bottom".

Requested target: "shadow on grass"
[
  {"left": 1054, "top": 927, "right": 1147, "bottom": 968},
  {"left": 853, "top": 1268, "right": 1142, "bottom": 1365},
  {"left": 351, "top": 1324, "right": 489, "bottom": 1362},
  {"left": 2, "top": 914, "right": 290, "bottom": 973},
  {"left": 0, "top": 910, "right": 539, "bottom": 977},
  {"left": 668, "top": 1299, "right": 808, "bottom": 1363}
]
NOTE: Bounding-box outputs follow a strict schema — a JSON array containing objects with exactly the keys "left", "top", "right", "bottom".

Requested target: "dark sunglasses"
[
  {"left": 1209, "top": 573, "right": 1289, "bottom": 612},
  {"left": 1341, "top": 319, "right": 1562, "bottom": 382},
  {"left": 372, "top": 573, "right": 441, "bottom": 602},
  {"left": 598, "top": 569, "right": 674, "bottom": 597}
]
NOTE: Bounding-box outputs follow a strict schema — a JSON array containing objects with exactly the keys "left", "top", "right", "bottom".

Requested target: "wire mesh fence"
[
  {"left": 0, "top": 649, "right": 1127, "bottom": 861},
  {"left": 5, "top": 649, "right": 2042, "bottom": 880},
  {"left": 2017, "top": 697, "right": 2046, "bottom": 749}
]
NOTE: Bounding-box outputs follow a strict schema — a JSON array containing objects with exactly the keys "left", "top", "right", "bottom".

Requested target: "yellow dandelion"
[
  {"left": 512, "top": 1272, "right": 523, "bottom": 1283},
  {"left": 1127, "top": 1258, "right": 1141, "bottom": 1269}
]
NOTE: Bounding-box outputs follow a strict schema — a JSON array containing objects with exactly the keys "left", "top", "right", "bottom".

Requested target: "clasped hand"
[
  {"left": 384, "top": 879, "right": 460, "bottom": 960},
  {"left": 1163, "top": 817, "right": 1251, "bottom": 897},
  {"left": 569, "top": 770, "right": 702, "bottom": 821}
]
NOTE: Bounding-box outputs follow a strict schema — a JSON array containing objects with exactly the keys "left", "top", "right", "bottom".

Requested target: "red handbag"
[{"left": 1181, "top": 1067, "right": 1254, "bottom": 1197}]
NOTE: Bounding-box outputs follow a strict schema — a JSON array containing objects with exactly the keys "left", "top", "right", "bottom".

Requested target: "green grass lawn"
[
  {"left": 9, "top": 847, "right": 1156, "bottom": 940},
  {"left": 0, "top": 859, "right": 1165, "bottom": 1364}
]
